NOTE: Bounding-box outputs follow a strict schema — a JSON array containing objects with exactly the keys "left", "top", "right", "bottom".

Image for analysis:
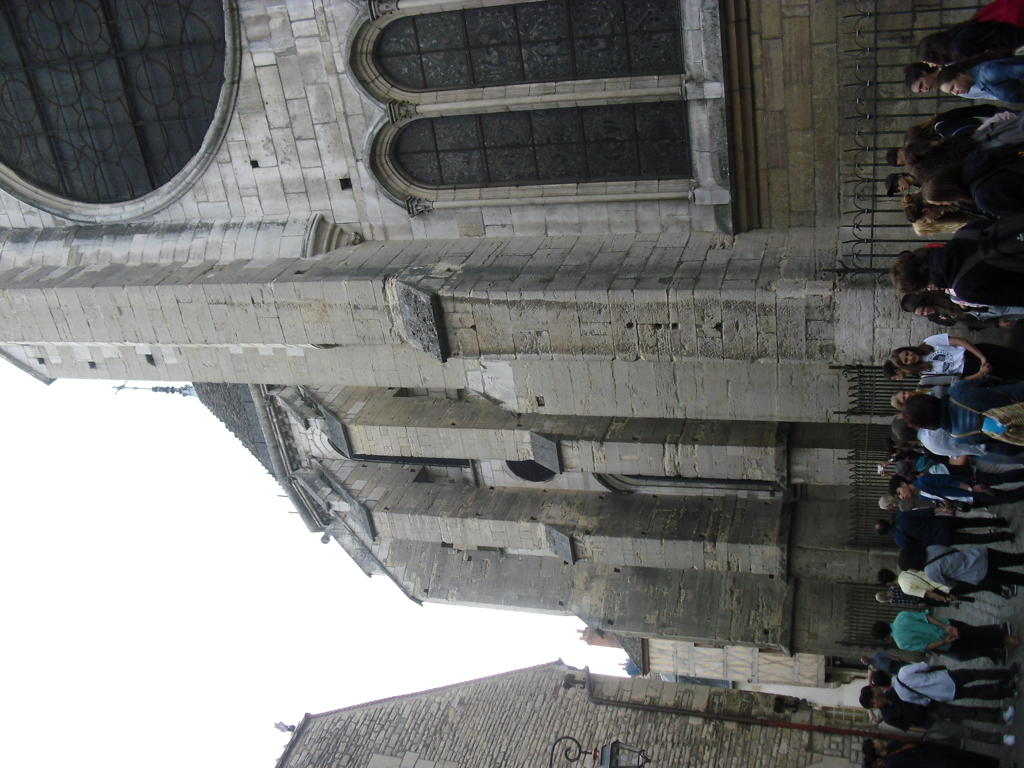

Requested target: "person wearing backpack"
[
  {"left": 902, "top": 379, "right": 1024, "bottom": 456},
  {"left": 891, "top": 218, "right": 1024, "bottom": 307},
  {"left": 898, "top": 542, "right": 1024, "bottom": 597}
]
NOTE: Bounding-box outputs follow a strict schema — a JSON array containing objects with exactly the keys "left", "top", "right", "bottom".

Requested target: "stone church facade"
[{"left": 0, "top": 0, "right": 972, "bottom": 685}]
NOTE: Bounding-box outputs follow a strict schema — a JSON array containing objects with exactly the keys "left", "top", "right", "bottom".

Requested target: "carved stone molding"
[
  {"left": 302, "top": 213, "right": 363, "bottom": 257},
  {"left": 387, "top": 100, "right": 416, "bottom": 123},
  {"left": 405, "top": 197, "right": 433, "bottom": 217},
  {"left": 368, "top": 0, "right": 399, "bottom": 20}
]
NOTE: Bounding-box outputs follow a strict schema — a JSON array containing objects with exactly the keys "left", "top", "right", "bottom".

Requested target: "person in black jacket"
[
  {"left": 891, "top": 224, "right": 1024, "bottom": 307},
  {"left": 876, "top": 508, "right": 1013, "bottom": 547},
  {"left": 922, "top": 149, "right": 1024, "bottom": 219},
  {"left": 931, "top": 103, "right": 1003, "bottom": 138},
  {"left": 863, "top": 738, "right": 1000, "bottom": 768},
  {"left": 918, "top": 20, "right": 1024, "bottom": 64},
  {"left": 860, "top": 681, "right": 1010, "bottom": 744}
]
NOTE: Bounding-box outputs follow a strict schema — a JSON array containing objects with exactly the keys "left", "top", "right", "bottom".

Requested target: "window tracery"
[
  {"left": 394, "top": 101, "right": 690, "bottom": 189},
  {"left": 375, "top": 0, "right": 682, "bottom": 91},
  {"left": 0, "top": 0, "right": 238, "bottom": 222},
  {"left": 351, "top": 0, "right": 723, "bottom": 215}
]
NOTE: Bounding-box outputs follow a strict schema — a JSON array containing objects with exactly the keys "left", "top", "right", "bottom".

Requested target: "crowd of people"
[
  {"left": 890, "top": 0, "right": 1024, "bottom": 330},
  {"left": 854, "top": 3, "right": 1024, "bottom": 763}
]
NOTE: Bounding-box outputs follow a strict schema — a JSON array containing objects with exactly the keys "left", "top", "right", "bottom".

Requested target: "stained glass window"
[
  {"left": 0, "top": 0, "right": 225, "bottom": 204},
  {"left": 395, "top": 101, "right": 690, "bottom": 187},
  {"left": 376, "top": 0, "right": 682, "bottom": 91}
]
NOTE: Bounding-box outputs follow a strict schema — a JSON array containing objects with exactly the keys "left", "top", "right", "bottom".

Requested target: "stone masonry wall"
[
  {"left": 0, "top": 228, "right": 878, "bottom": 422},
  {"left": 788, "top": 500, "right": 893, "bottom": 583},
  {"left": 379, "top": 539, "right": 792, "bottom": 647},
  {"left": 327, "top": 386, "right": 784, "bottom": 479},
  {"left": 371, "top": 480, "right": 788, "bottom": 573},
  {"left": 276, "top": 663, "right": 860, "bottom": 768},
  {"left": 724, "top": 0, "right": 841, "bottom": 229}
]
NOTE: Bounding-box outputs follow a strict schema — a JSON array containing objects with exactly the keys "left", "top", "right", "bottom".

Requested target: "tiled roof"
[
  {"left": 614, "top": 635, "right": 647, "bottom": 673},
  {"left": 193, "top": 383, "right": 274, "bottom": 474}
]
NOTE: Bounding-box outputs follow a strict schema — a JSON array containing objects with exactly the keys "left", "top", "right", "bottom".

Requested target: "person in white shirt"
[
  {"left": 891, "top": 661, "right": 1016, "bottom": 705},
  {"left": 885, "top": 333, "right": 1024, "bottom": 382}
]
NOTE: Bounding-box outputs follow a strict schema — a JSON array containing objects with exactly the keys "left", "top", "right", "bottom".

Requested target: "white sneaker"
[
  {"left": 1004, "top": 734, "right": 1016, "bottom": 746},
  {"left": 1004, "top": 704, "right": 1015, "bottom": 724}
]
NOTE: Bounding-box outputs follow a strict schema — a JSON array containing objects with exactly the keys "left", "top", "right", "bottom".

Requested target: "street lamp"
[
  {"left": 548, "top": 736, "right": 649, "bottom": 768},
  {"left": 599, "top": 741, "right": 650, "bottom": 768}
]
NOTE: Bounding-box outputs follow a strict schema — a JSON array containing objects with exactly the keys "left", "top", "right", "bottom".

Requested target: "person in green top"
[{"left": 872, "top": 610, "right": 1018, "bottom": 662}]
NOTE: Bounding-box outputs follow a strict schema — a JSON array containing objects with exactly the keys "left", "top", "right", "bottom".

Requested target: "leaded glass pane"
[
  {"left": 434, "top": 115, "right": 481, "bottom": 150},
  {"left": 394, "top": 102, "right": 690, "bottom": 188},
  {"left": 574, "top": 36, "right": 630, "bottom": 78},
  {"left": 400, "top": 153, "right": 442, "bottom": 186},
  {"left": 422, "top": 50, "right": 470, "bottom": 89},
  {"left": 396, "top": 120, "right": 436, "bottom": 153},
  {"left": 487, "top": 147, "right": 538, "bottom": 182},
  {"left": 481, "top": 112, "right": 531, "bottom": 147},
  {"left": 625, "top": 0, "right": 679, "bottom": 31},
  {"left": 439, "top": 150, "right": 486, "bottom": 184},
  {"left": 381, "top": 54, "right": 426, "bottom": 89},
  {"left": 375, "top": 0, "right": 682, "bottom": 91},
  {"left": 630, "top": 31, "right": 682, "bottom": 72},
  {"left": 536, "top": 144, "right": 587, "bottom": 180},
  {"left": 532, "top": 110, "right": 583, "bottom": 144},
  {"left": 378, "top": 17, "right": 418, "bottom": 55},
  {"left": 569, "top": 0, "right": 626, "bottom": 36},
  {"left": 464, "top": 7, "right": 518, "bottom": 46},
  {"left": 470, "top": 45, "right": 523, "bottom": 84},
  {"left": 0, "top": 0, "right": 226, "bottom": 204},
  {"left": 521, "top": 41, "right": 573, "bottom": 82},
  {"left": 517, "top": 3, "right": 569, "bottom": 41},
  {"left": 583, "top": 105, "right": 637, "bottom": 143},
  {"left": 415, "top": 12, "right": 464, "bottom": 51}
]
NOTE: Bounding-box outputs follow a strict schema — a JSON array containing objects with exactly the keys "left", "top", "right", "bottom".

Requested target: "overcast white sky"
[{"left": 0, "top": 364, "right": 625, "bottom": 768}]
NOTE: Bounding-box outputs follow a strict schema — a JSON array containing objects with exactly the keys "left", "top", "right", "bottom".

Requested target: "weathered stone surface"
[{"left": 275, "top": 664, "right": 861, "bottom": 768}]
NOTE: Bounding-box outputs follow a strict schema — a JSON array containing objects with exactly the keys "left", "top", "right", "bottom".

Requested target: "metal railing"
[
  {"left": 846, "top": 423, "right": 897, "bottom": 546},
  {"left": 838, "top": 0, "right": 982, "bottom": 278},
  {"left": 835, "top": 365, "right": 907, "bottom": 415},
  {"left": 841, "top": 584, "right": 904, "bottom": 648}
]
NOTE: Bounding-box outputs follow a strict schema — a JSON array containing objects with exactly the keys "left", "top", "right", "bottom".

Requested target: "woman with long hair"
[
  {"left": 919, "top": 164, "right": 976, "bottom": 208},
  {"left": 900, "top": 291, "right": 1023, "bottom": 327},
  {"left": 885, "top": 333, "right": 1024, "bottom": 382},
  {"left": 904, "top": 134, "right": 980, "bottom": 180},
  {"left": 903, "top": 191, "right": 976, "bottom": 235},
  {"left": 917, "top": 20, "right": 1024, "bottom": 65}
]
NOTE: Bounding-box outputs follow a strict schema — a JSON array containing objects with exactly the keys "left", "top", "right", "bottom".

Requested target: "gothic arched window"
[
  {"left": 375, "top": 0, "right": 682, "bottom": 91},
  {"left": 0, "top": 0, "right": 227, "bottom": 205},
  {"left": 394, "top": 101, "right": 690, "bottom": 188}
]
